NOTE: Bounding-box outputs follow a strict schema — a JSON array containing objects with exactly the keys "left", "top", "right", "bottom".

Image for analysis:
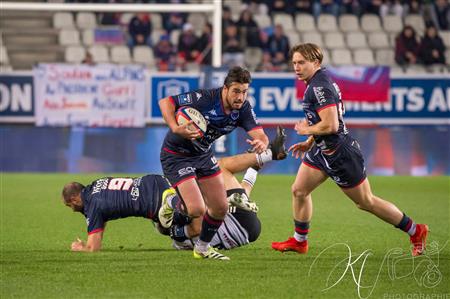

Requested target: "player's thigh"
[
  {"left": 197, "top": 174, "right": 228, "bottom": 215},
  {"left": 340, "top": 178, "right": 373, "bottom": 206},
  {"left": 176, "top": 178, "right": 206, "bottom": 217},
  {"left": 292, "top": 162, "right": 328, "bottom": 196}
]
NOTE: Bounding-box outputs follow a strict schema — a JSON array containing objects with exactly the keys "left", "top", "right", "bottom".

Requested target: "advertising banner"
[
  {"left": 34, "top": 64, "right": 146, "bottom": 127},
  {"left": 0, "top": 73, "right": 34, "bottom": 122}
]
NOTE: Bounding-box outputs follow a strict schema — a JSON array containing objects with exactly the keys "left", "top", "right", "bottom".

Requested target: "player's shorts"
[
  {"left": 302, "top": 135, "right": 367, "bottom": 188},
  {"left": 160, "top": 148, "right": 221, "bottom": 187},
  {"left": 140, "top": 174, "right": 172, "bottom": 221}
]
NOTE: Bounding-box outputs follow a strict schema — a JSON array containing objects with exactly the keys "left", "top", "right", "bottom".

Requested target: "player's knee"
[
  {"left": 186, "top": 204, "right": 206, "bottom": 218},
  {"left": 212, "top": 202, "right": 228, "bottom": 218},
  {"left": 291, "top": 184, "right": 309, "bottom": 201}
]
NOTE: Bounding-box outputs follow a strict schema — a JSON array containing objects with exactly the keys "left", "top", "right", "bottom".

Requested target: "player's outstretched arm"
[{"left": 71, "top": 232, "right": 103, "bottom": 252}]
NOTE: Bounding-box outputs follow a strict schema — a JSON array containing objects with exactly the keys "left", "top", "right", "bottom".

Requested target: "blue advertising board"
[
  {"left": 149, "top": 74, "right": 199, "bottom": 120},
  {"left": 0, "top": 73, "right": 34, "bottom": 122}
]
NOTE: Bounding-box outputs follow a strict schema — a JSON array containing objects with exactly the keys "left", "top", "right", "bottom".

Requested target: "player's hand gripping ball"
[{"left": 176, "top": 107, "right": 207, "bottom": 138}]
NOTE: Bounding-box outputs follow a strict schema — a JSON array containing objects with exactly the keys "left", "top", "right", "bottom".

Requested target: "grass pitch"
[{"left": 1, "top": 174, "right": 449, "bottom": 299}]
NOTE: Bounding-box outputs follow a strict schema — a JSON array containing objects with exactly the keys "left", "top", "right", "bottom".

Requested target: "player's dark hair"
[
  {"left": 289, "top": 43, "right": 323, "bottom": 64},
  {"left": 223, "top": 66, "right": 252, "bottom": 87},
  {"left": 62, "top": 182, "right": 85, "bottom": 203}
]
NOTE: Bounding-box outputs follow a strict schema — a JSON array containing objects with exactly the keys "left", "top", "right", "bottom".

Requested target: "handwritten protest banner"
[{"left": 34, "top": 64, "right": 146, "bottom": 127}]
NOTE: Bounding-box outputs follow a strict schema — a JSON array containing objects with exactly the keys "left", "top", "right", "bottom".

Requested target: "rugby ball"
[{"left": 176, "top": 107, "right": 207, "bottom": 137}]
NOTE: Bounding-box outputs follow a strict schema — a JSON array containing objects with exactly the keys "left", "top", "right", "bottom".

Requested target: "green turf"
[{"left": 1, "top": 174, "right": 449, "bottom": 299}]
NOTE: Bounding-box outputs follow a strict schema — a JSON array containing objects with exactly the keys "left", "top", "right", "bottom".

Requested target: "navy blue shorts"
[
  {"left": 160, "top": 148, "right": 221, "bottom": 187},
  {"left": 303, "top": 136, "right": 366, "bottom": 188}
]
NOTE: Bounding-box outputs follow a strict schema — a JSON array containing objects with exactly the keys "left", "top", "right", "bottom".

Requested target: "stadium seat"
[
  {"left": 187, "top": 13, "right": 207, "bottom": 33},
  {"left": 375, "top": 49, "right": 395, "bottom": 65},
  {"left": 244, "top": 47, "right": 263, "bottom": 71},
  {"left": 317, "top": 14, "right": 338, "bottom": 32},
  {"left": 151, "top": 13, "right": 163, "bottom": 30},
  {"left": 110, "top": 45, "right": 131, "bottom": 64},
  {"left": 58, "top": 29, "right": 80, "bottom": 46},
  {"left": 339, "top": 14, "right": 360, "bottom": 32},
  {"left": 0, "top": 65, "right": 13, "bottom": 72},
  {"left": 120, "top": 13, "right": 134, "bottom": 26},
  {"left": 390, "top": 65, "right": 404, "bottom": 75},
  {"left": 76, "top": 12, "right": 97, "bottom": 30},
  {"left": 0, "top": 45, "right": 9, "bottom": 65},
  {"left": 353, "top": 48, "right": 375, "bottom": 65},
  {"left": 254, "top": 14, "right": 272, "bottom": 28},
  {"left": 185, "top": 62, "right": 200, "bottom": 72},
  {"left": 273, "top": 13, "right": 294, "bottom": 31},
  {"left": 133, "top": 45, "right": 155, "bottom": 66},
  {"left": 286, "top": 30, "right": 301, "bottom": 46},
  {"left": 64, "top": 46, "right": 86, "bottom": 63},
  {"left": 361, "top": 14, "right": 382, "bottom": 32},
  {"left": 368, "top": 32, "right": 390, "bottom": 49},
  {"left": 440, "top": 31, "right": 450, "bottom": 48},
  {"left": 404, "top": 14, "right": 425, "bottom": 34},
  {"left": 445, "top": 49, "right": 450, "bottom": 65},
  {"left": 382, "top": 15, "right": 403, "bottom": 33},
  {"left": 346, "top": 32, "right": 368, "bottom": 49},
  {"left": 405, "top": 64, "right": 426, "bottom": 74},
  {"left": 82, "top": 29, "right": 95, "bottom": 46},
  {"left": 330, "top": 48, "right": 352, "bottom": 65},
  {"left": 324, "top": 32, "right": 346, "bottom": 49},
  {"left": 295, "top": 13, "right": 316, "bottom": 32},
  {"left": 88, "top": 45, "right": 109, "bottom": 63},
  {"left": 53, "top": 12, "right": 75, "bottom": 29},
  {"left": 301, "top": 32, "right": 323, "bottom": 47},
  {"left": 170, "top": 29, "right": 181, "bottom": 46},
  {"left": 151, "top": 29, "right": 166, "bottom": 45},
  {"left": 322, "top": 48, "right": 330, "bottom": 65}
]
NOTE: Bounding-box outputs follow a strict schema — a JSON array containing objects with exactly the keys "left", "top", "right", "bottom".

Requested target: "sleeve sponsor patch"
[
  {"left": 178, "top": 94, "right": 192, "bottom": 105},
  {"left": 313, "top": 86, "right": 326, "bottom": 104}
]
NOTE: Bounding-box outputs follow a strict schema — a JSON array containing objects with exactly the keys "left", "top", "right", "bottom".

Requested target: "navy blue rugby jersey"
[
  {"left": 162, "top": 87, "right": 261, "bottom": 155},
  {"left": 302, "top": 68, "right": 348, "bottom": 151},
  {"left": 80, "top": 175, "right": 169, "bottom": 234}
]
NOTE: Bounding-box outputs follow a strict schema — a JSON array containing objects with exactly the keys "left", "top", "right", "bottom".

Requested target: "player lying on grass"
[{"left": 62, "top": 127, "right": 287, "bottom": 252}]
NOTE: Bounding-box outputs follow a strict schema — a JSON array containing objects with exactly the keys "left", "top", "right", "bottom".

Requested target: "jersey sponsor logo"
[
  {"left": 92, "top": 178, "right": 109, "bottom": 194},
  {"left": 179, "top": 94, "right": 192, "bottom": 105},
  {"left": 130, "top": 177, "right": 142, "bottom": 201},
  {"left": 251, "top": 109, "right": 258, "bottom": 123},
  {"left": 207, "top": 108, "right": 217, "bottom": 116},
  {"left": 178, "top": 166, "right": 196, "bottom": 176},
  {"left": 230, "top": 110, "right": 239, "bottom": 120},
  {"left": 195, "top": 92, "right": 202, "bottom": 100},
  {"left": 313, "top": 86, "right": 326, "bottom": 104},
  {"left": 86, "top": 218, "right": 90, "bottom": 226}
]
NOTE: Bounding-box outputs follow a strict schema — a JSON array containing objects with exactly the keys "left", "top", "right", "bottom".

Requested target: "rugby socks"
[
  {"left": 243, "top": 167, "right": 258, "bottom": 188},
  {"left": 256, "top": 150, "right": 273, "bottom": 167},
  {"left": 293, "top": 220, "right": 310, "bottom": 242},
  {"left": 395, "top": 213, "right": 417, "bottom": 236},
  {"left": 170, "top": 225, "right": 190, "bottom": 241},
  {"left": 196, "top": 212, "right": 223, "bottom": 252}
]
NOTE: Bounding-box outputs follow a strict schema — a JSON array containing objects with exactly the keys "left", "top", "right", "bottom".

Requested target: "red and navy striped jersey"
[{"left": 80, "top": 175, "right": 169, "bottom": 234}]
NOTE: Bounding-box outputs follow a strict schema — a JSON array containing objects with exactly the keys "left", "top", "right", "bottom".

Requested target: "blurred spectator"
[
  {"left": 154, "top": 35, "right": 177, "bottom": 71},
  {"left": 100, "top": 12, "right": 121, "bottom": 26},
  {"left": 268, "top": 24, "right": 290, "bottom": 66},
  {"left": 128, "top": 13, "right": 152, "bottom": 48},
  {"left": 380, "top": 0, "right": 404, "bottom": 17},
  {"left": 269, "top": 0, "right": 294, "bottom": 15},
  {"left": 222, "top": 24, "right": 245, "bottom": 68},
  {"left": 294, "top": 0, "right": 314, "bottom": 15},
  {"left": 395, "top": 25, "right": 420, "bottom": 66},
  {"left": 361, "top": 0, "right": 383, "bottom": 15},
  {"left": 222, "top": 6, "right": 236, "bottom": 30},
  {"left": 163, "top": 13, "right": 185, "bottom": 34},
  {"left": 404, "top": 0, "right": 424, "bottom": 15},
  {"left": 257, "top": 51, "right": 277, "bottom": 72},
  {"left": 236, "top": 9, "right": 261, "bottom": 48},
  {"left": 428, "top": 0, "right": 450, "bottom": 30},
  {"left": 82, "top": 51, "right": 94, "bottom": 65},
  {"left": 419, "top": 25, "right": 446, "bottom": 65},
  {"left": 177, "top": 23, "right": 199, "bottom": 70},
  {"left": 340, "top": 0, "right": 362, "bottom": 15},
  {"left": 196, "top": 23, "right": 212, "bottom": 66},
  {"left": 313, "top": 0, "right": 340, "bottom": 17}
]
